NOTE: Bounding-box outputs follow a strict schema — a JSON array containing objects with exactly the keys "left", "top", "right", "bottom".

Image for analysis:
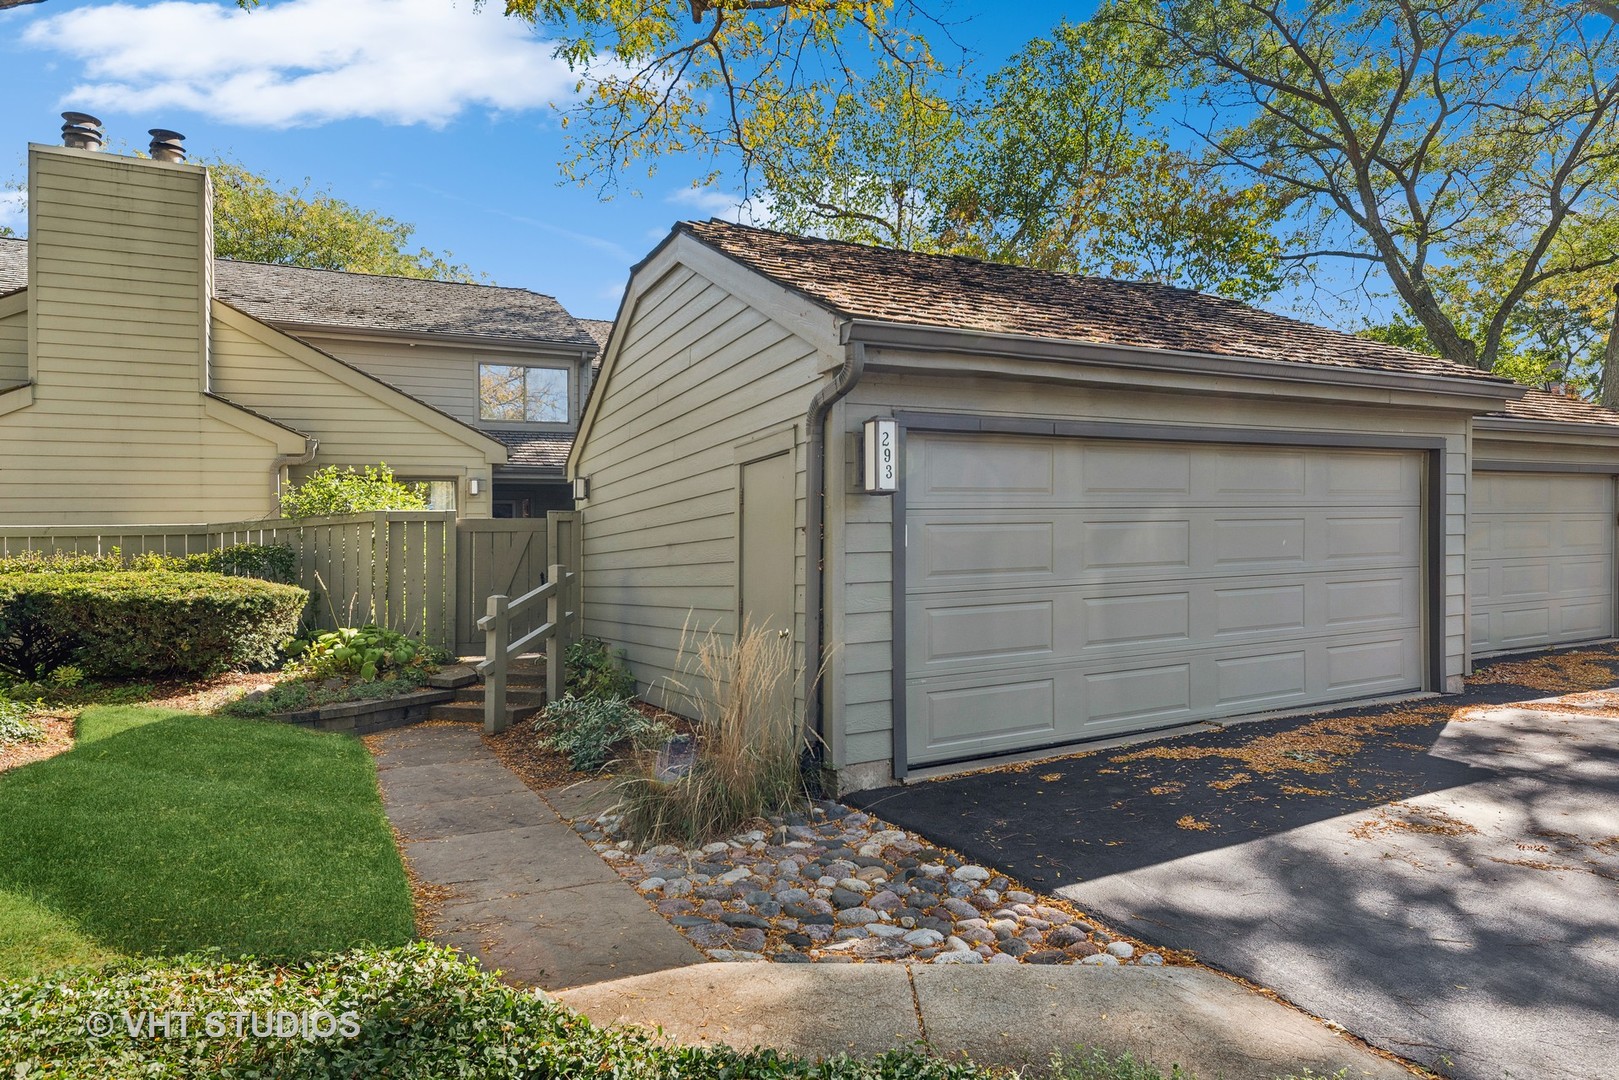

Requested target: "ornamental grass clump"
[{"left": 614, "top": 623, "right": 809, "bottom": 846}]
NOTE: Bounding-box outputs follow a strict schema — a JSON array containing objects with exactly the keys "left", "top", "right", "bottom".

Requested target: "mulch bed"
[
  {"left": 0, "top": 714, "right": 75, "bottom": 774},
  {"left": 483, "top": 700, "right": 692, "bottom": 799}
]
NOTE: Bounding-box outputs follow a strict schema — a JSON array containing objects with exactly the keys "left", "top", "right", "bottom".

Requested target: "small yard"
[{"left": 0, "top": 705, "right": 413, "bottom": 980}]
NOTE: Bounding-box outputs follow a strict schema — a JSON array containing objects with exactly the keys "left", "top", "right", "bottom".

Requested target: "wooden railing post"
[
  {"left": 484, "top": 593, "right": 510, "bottom": 734},
  {"left": 546, "top": 563, "right": 565, "bottom": 705}
]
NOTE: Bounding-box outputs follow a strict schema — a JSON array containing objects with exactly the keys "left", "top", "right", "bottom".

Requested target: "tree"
[
  {"left": 210, "top": 161, "right": 478, "bottom": 281},
  {"left": 1114, "top": 0, "right": 1619, "bottom": 370},
  {"left": 490, "top": 0, "right": 939, "bottom": 192},
  {"left": 933, "top": 17, "right": 1293, "bottom": 300},
  {"left": 279, "top": 464, "right": 428, "bottom": 520}
]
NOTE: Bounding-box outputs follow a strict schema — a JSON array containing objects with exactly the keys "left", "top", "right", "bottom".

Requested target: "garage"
[
  {"left": 1469, "top": 471, "right": 1615, "bottom": 656},
  {"left": 903, "top": 431, "right": 1429, "bottom": 766}
]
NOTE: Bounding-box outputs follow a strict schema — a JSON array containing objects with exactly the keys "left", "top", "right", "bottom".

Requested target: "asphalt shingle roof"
[
  {"left": 679, "top": 220, "right": 1510, "bottom": 386},
  {"left": 1495, "top": 388, "right": 1619, "bottom": 428},
  {"left": 484, "top": 429, "right": 573, "bottom": 469},
  {"left": 0, "top": 236, "right": 595, "bottom": 349}
]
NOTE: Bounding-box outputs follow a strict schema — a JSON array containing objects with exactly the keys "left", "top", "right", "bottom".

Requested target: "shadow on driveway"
[{"left": 847, "top": 646, "right": 1619, "bottom": 1080}]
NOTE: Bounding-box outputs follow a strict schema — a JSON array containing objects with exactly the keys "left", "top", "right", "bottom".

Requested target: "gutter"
[
  {"left": 1473, "top": 415, "right": 1619, "bottom": 441},
  {"left": 271, "top": 437, "right": 319, "bottom": 508},
  {"left": 803, "top": 340, "right": 868, "bottom": 758}
]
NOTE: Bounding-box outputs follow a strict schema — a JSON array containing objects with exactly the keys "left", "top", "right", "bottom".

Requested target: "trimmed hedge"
[
  {"left": 0, "top": 572, "right": 308, "bottom": 680},
  {"left": 0, "top": 543, "right": 298, "bottom": 585}
]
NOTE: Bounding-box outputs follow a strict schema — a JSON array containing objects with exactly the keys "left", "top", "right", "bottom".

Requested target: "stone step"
[
  {"left": 427, "top": 664, "right": 480, "bottom": 690},
  {"left": 427, "top": 701, "right": 542, "bottom": 726},
  {"left": 454, "top": 685, "right": 546, "bottom": 707}
]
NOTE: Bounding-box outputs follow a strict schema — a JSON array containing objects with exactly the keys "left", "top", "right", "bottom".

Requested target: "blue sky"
[{"left": 0, "top": 0, "right": 1062, "bottom": 320}]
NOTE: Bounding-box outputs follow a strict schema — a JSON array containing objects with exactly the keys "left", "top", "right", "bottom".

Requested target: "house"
[
  {"left": 570, "top": 219, "right": 1619, "bottom": 792},
  {"left": 0, "top": 118, "right": 600, "bottom": 524}
]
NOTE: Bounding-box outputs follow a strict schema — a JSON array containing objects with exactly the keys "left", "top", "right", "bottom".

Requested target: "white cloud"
[
  {"left": 666, "top": 184, "right": 772, "bottom": 225},
  {"left": 0, "top": 189, "right": 25, "bottom": 235},
  {"left": 23, "top": 0, "right": 577, "bottom": 128}
]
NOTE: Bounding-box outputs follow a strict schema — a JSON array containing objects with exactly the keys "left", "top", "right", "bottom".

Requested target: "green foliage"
[
  {"left": 0, "top": 706, "right": 413, "bottom": 980},
  {"left": 209, "top": 159, "right": 478, "bottom": 281},
  {"left": 0, "top": 572, "right": 308, "bottom": 681},
  {"left": 0, "top": 543, "right": 297, "bottom": 584},
  {"left": 286, "top": 625, "right": 433, "bottom": 684},
  {"left": 219, "top": 674, "right": 430, "bottom": 719},
  {"left": 0, "top": 698, "right": 42, "bottom": 746},
  {"left": 1047, "top": 1047, "right": 1194, "bottom": 1080},
  {"left": 616, "top": 625, "right": 807, "bottom": 845},
  {"left": 536, "top": 695, "right": 673, "bottom": 773},
  {"left": 565, "top": 635, "right": 637, "bottom": 700},
  {"left": 0, "top": 941, "right": 1004, "bottom": 1078},
  {"left": 278, "top": 464, "right": 429, "bottom": 520}
]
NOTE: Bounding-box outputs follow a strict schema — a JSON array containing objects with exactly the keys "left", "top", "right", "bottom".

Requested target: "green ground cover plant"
[
  {"left": 0, "top": 706, "right": 412, "bottom": 980},
  {"left": 0, "top": 698, "right": 42, "bottom": 745},
  {"left": 219, "top": 675, "right": 430, "bottom": 719}
]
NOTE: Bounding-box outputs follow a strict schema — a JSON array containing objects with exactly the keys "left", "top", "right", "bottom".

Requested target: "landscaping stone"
[{"left": 581, "top": 797, "right": 1157, "bottom": 968}]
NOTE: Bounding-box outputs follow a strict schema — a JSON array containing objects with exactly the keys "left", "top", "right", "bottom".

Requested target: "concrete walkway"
[
  {"left": 372, "top": 722, "right": 1414, "bottom": 1078},
  {"left": 370, "top": 723, "right": 702, "bottom": 990},
  {"left": 558, "top": 963, "right": 1414, "bottom": 1079}
]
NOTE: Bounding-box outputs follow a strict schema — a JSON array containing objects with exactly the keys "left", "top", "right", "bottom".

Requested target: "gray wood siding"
[
  {"left": 294, "top": 332, "right": 587, "bottom": 430},
  {"left": 0, "top": 306, "right": 24, "bottom": 384},
  {"left": 576, "top": 263, "right": 821, "bottom": 717},
  {"left": 827, "top": 374, "right": 1472, "bottom": 774},
  {"left": 0, "top": 147, "right": 285, "bottom": 525},
  {"left": 209, "top": 315, "right": 497, "bottom": 517}
]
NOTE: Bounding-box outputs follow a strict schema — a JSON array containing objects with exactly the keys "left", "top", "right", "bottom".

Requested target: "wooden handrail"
[{"left": 477, "top": 563, "right": 579, "bottom": 733}]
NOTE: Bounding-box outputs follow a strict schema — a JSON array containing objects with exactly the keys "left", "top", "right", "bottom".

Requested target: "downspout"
[
  {"left": 271, "top": 437, "right": 319, "bottom": 512},
  {"left": 803, "top": 338, "right": 868, "bottom": 759}
]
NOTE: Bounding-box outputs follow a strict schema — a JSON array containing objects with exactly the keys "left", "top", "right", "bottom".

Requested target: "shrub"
[
  {"left": 280, "top": 463, "right": 428, "bottom": 519},
  {"left": 0, "top": 698, "right": 42, "bottom": 745},
  {"left": 565, "top": 635, "right": 637, "bottom": 700},
  {"left": 0, "top": 543, "right": 297, "bottom": 584},
  {"left": 286, "top": 625, "right": 438, "bottom": 683},
  {"left": 0, "top": 572, "right": 308, "bottom": 680},
  {"left": 614, "top": 624, "right": 808, "bottom": 845},
  {"left": 536, "top": 694, "right": 673, "bottom": 772},
  {"left": 0, "top": 943, "right": 1002, "bottom": 1079}
]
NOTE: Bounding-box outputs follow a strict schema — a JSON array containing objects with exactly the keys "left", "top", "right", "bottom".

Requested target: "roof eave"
[
  {"left": 841, "top": 318, "right": 1523, "bottom": 407},
  {"left": 250, "top": 318, "right": 598, "bottom": 354},
  {"left": 1473, "top": 415, "right": 1619, "bottom": 441}
]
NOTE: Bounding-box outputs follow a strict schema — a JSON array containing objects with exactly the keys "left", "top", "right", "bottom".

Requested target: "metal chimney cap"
[
  {"left": 147, "top": 128, "right": 187, "bottom": 163},
  {"left": 60, "top": 111, "right": 104, "bottom": 151}
]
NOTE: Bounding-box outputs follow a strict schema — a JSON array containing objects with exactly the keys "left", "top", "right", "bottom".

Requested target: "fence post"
[
  {"left": 484, "top": 593, "right": 509, "bottom": 734},
  {"left": 547, "top": 563, "right": 565, "bottom": 705}
]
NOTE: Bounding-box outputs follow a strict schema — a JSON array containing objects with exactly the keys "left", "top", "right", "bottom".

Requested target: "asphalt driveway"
[{"left": 847, "top": 646, "right": 1619, "bottom": 1080}]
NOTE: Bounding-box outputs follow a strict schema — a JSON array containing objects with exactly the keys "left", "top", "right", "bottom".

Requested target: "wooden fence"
[{"left": 0, "top": 511, "right": 571, "bottom": 656}]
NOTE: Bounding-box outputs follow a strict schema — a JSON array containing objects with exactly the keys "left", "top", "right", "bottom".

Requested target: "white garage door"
[
  {"left": 1470, "top": 472, "right": 1614, "bottom": 656},
  {"left": 904, "top": 433, "right": 1428, "bottom": 766}
]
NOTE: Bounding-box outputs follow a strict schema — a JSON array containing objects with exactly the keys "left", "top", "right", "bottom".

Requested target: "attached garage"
[
  {"left": 902, "top": 431, "right": 1431, "bottom": 766},
  {"left": 574, "top": 220, "right": 1545, "bottom": 793}
]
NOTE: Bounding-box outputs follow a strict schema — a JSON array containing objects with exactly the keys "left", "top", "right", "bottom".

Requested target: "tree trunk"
[{"left": 1601, "top": 284, "right": 1619, "bottom": 410}]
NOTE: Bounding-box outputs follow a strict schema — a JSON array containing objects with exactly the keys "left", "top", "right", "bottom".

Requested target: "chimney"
[
  {"left": 60, "top": 112, "right": 103, "bottom": 152},
  {"left": 148, "top": 129, "right": 187, "bottom": 163}
]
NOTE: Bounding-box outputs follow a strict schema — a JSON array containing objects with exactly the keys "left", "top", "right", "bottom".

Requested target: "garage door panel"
[
  {"left": 906, "top": 435, "right": 1420, "bottom": 510},
  {"left": 1470, "top": 472, "right": 1614, "bottom": 655},
  {"left": 906, "top": 626, "right": 1424, "bottom": 763},
  {"left": 909, "top": 508, "right": 1419, "bottom": 589},
  {"left": 907, "top": 569, "right": 1419, "bottom": 677}
]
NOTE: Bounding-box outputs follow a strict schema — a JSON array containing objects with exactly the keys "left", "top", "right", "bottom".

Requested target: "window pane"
[
  {"left": 479, "top": 364, "right": 527, "bottom": 421},
  {"left": 523, "top": 367, "right": 569, "bottom": 423},
  {"left": 399, "top": 479, "right": 457, "bottom": 511}
]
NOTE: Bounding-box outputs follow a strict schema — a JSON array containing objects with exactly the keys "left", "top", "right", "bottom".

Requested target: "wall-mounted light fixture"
[
  {"left": 862, "top": 417, "right": 899, "bottom": 494},
  {"left": 468, "top": 478, "right": 482, "bottom": 497},
  {"left": 573, "top": 476, "right": 590, "bottom": 502}
]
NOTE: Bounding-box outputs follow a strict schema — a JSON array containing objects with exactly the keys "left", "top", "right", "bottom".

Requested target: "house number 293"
[{"left": 862, "top": 417, "right": 899, "bottom": 495}]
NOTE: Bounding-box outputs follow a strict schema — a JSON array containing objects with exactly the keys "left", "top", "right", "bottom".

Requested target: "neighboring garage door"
[
  {"left": 1469, "top": 472, "right": 1614, "bottom": 656},
  {"left": 904, "top": 433, "right": 1428, "bottom": 767}
]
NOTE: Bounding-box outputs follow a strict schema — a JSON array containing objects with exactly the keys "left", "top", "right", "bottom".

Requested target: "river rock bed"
[{"left": 577, "top": 799, "right": 1166, "bottom": 966}]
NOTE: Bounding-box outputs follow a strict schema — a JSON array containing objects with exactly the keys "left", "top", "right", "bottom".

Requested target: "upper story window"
[{"left": 479, "top": 363, "right": 569, "bottom": 424}]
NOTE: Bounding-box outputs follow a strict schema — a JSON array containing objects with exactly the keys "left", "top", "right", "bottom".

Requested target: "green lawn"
[{"left": 0, "top": 707, "right": 413, "bottom": 980}]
